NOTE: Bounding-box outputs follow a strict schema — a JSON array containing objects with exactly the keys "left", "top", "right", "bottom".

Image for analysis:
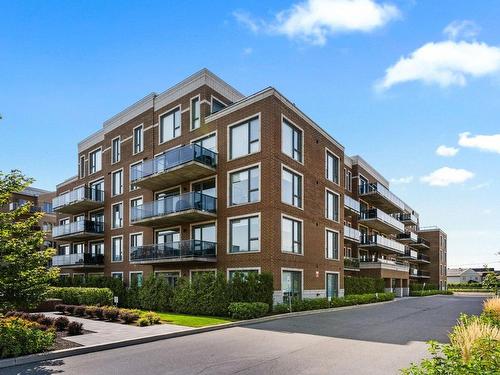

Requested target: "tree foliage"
[{"left": 0, "top": 170, "right": 58, "bottom": 311}]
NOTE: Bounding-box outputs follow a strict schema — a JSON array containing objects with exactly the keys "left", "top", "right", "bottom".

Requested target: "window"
[
  {"left": 282, "top": 167, "right": 302, "bottom": 208},
  {"left": 282, "top": 217, "right": 302, "bottom": 254},
  {"left": 326, "top": 273, "right": 339, "bottom": 300},
  {"left": 111, "top": 272, "right": 123, "bottom": 281},
  {"left": 211, "top": 97, "right": 226, "bottom": 113},
  {"left": 193, "top": 133, "right": 216, "bottom": 152},
  {"left": 229, "top": 166, "right": 260, "bottom": 205},
  {"left": 326, "top": 230, "right": 339, "bottom": 259},
  {"left": 111, "top": 236, "right": 123, "bottom": 262},
  {"left": 111, "top": 203, "right": 123, "bottom": 228},
  {"left": 191, "top": 97, "right": 200, "bottom": 130},
  {"left": 130, "top": 272, "right": 143, "bottom": 287},
  {"left": 282, "top": 270, "right": 302, "bottom": 303},
  {"left": 112, "top": 137, "right": 120, "bottom": 163},
  {"left": 229, "top": 215, "right": 260, "bottom": 253},
  {"left": 130, "top": 161, "right": 143, "bottom": 191},
  {"left": 159, "top": 107, "right": 181, "bottom": 143},
  {"left": 192, "top": 178, "right": 216, "bottom": 197},
  {"left": 130, "top": 233, "right": 143, "bottom": 248},
  {"left": 190, "top": 269, "right": 216, "bottom": 280},
  {"left": 326, "top": 151, "right": 339, "bottom": 184},
  {"left": 345, "top": 169, "right": 352, "bottom": 192},
  {"left": 89, "top": 149, "right": 102, "bottom": 174},
  {"left": 130, "top": 197, "right": 143, "bottom": 215},
  {"left": 228, "top": 269, "right": 259, "bottom": 280},
  {"left": 79, "top": 156, "right": 85, "bottom": 178},
  {"left": 112, "top": 170, "right": 123, "bottom": 196},
  {"left": 282, "top": 119, "right": 302, "bottom": 162},
  {"left": 133, "top": 125, "right": 143, "bottom": 154},
  {"left": 156, "top": 271, "right": 180, "bottom": 287},
  {"left": 59, "top": 244, "right": 70, "bottom": 255},
  {"left": 326, "top": 190, "right": 339, "bottom": 221},
  {"left": 229, "top": 117, "right": 259, "bottom": 159},
  {"left": 192, "top": 223, "right": 216, "bottom": 243},
  {"left": 90, "top": 241, "right": 104, "bottom": 256}
]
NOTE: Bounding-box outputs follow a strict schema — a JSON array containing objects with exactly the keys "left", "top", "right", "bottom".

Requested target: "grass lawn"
[{"left": 138, "top": 311, "right": 235, "bottom": 327}]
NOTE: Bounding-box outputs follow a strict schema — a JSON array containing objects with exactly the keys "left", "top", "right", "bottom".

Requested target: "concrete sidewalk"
[{"left": 45, "top": 312, "right": 191, "bottom": 346}]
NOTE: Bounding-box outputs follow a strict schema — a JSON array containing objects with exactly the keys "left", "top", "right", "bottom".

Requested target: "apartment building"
[
  {"left": 51, "top": 69, "right": 447, "bottom": 303},
  {"left": 418, "top": 227, "right": 448, "bottom": 289}
]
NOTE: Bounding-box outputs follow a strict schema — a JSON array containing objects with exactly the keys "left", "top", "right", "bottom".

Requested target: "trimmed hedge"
[
  {"left": 447, "top": 282, "right": 482, "bottom": 289},
  {"left": 450, "top": 288, "right": 495, "bottom": 293},
  {"left": 409, "top": 290, "right": 453, "bottom": 297},
  {"left": 228, "top": 302, "right": 269, "bottom": 319},
  {"left": 0, "top": 317, "right": 55, "bottom": 358},
  {"left": 344, "top": 277, "right": 384, "bottom": 295},
  {"left": 52, "top": 276, "right": 127, "bottom": 306},
  {"left": 409, "top": 283, "right": 439, "bottom": 292},
  {"left": 47, "top": 287, "right": 113, "bottom": 306}
]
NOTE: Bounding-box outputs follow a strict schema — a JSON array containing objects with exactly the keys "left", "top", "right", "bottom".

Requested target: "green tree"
[
  {"left": 0, "top": 170, "right": 59, "bottom": 311},
  {"left": 482, "top": 272, "right": 498, "bottom": 294}
]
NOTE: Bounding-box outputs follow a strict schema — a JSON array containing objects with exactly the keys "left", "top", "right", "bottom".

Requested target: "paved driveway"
[{"left": 5, "top": 295, "right": 485, "bottom": 375}]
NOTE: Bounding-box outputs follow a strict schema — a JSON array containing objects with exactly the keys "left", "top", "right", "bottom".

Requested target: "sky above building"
[{"left": 1, "top": 0, "right": 499, "bottom": 269}]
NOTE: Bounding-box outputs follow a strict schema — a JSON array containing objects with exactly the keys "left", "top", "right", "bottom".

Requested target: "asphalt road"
[{"left": 5, "top": 295, "right": 484, "bottom": 375}]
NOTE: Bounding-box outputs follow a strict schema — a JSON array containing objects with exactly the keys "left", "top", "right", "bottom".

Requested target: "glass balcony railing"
[
  {"left": 359, "top": 257, "right": 409, "bottom": 272},
  {"left": 393, "top": 212, "right": 418, "bottom": 224},
  {"left": 344, "top": 195, "right": 360, "bottom": 213},
  {"left": 344, "top": 257, "right": 360, "bottom": 269},
  {"left": 343, "top": 225, "right": 361, "bottom": 241},
  {"left": 396, "top": 232, "right": 418, "bottom": 242},
  {"left": 130, "top": 240, "right": 217, "bottom": 262},
  {"left": 359, "top": 208, "right": 405, "bottom": 232},
  {"left": 403, "top": 248, "right": 418, "bottom": 259},
  {"left": 359, "top": 182, "right": 405, "bottom": 211},
  {"left": 360, "top": 234, "right": 406, "bottom": 253},
  {"left": 130, "top": 192, "right": 216, "bottom": 223},
  {"left": 51, "top": 253, "right": 104, "bottom": 267},
  {"left": 410, "top": 268, "right": 430, "bottom": 277},
  {"left": 53, "top": 187, "right": 104, "bottom": 210},
  {"left": 130, "top": 144, "right": 217, "bottom": 183},
  {"left": 414, "top": 237, "right": 431, "bottom": 248},
  {"left": 418, "top": 253, "right": 430, "bottom": 262},
  {"left": 52, "top": 220, "right": 104, "bottom": 238}
]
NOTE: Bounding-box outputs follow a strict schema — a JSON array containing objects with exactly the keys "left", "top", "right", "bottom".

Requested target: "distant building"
[{"left": 447, "top": 268, "right": 482, "bottom": 284}]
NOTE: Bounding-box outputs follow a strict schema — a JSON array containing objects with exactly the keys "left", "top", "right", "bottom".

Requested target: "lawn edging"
[{"left": 0, "top": 298, "right": 396, "bottom": 369}]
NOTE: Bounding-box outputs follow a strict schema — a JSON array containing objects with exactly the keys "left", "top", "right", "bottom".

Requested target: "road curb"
[{"left": 0, "top": 298, "right": 396, "bottom": 369}]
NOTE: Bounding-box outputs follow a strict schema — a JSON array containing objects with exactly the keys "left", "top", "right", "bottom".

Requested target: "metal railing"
[
  {"left": 130, "top": 144, "right": 217, "bottom": 183},
  {"left": 344, "top": 195, "right": 360, "bottom": 213},
  {"left": 393, "top": 212, "right": 418, "bottom": 224},
  {"left": 418, "top": 253, "right": 430, "bottom": 262},
  {"left": 131, "top": 192, "right": 216, "bottom": 222},
  {"left": 344, "top": 257, "right": 360, "bottom": 269},
  {"left": 53, "top": 187, "right": 104, "bottom": 210},
  {"left": 403, "top": 248, "right": 418, "bottom": 259},
  {"left": 52, "top": 220, "right": 104, "bottom": 238},
  {"left": 410, "top": 268, "right": 430, "bottom": 277},
  {"left": 343, "top": 225, "right": 361, "bottom": 241},
  {"left": 51, "top": 253, "right": 104, "bottom": 266},
  {"left": 130, "top": 240, "right": 217, "bottom": 262},
  {"left": 359, "top": 256, "right": 410, "bottom": 271},
  {"left": 416, "top": 237, "right": 431, "bottom": 247},
  {"left": 359, "top": 208, "right": 405, "bottom": 232},
  {"left": 359, "top": 182, "right": 405, "bottom": 211},
  {"left": 360, "top": 234, "right": 406, "bottom": 253},
  {"left": 397, "top": 231, "right": 418, "bottom": 242}
]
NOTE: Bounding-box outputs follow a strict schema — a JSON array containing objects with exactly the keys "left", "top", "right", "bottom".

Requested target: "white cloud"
[
  {"left": 443, "top": 20, "right": 480, "bottom": 40},
  {"left": 234, "top": 0, "right": 400, "bottom": 46},
  {"left": 458, "top": 132, "right": 500, "bottom": 154},
  {"left": 390, "top": 176, "right": 413, "bottom": 184},
  {"left": 436, "top": 145, "right": 459, "bottom": 157},
  {"left": 470, "top": 182, "right": 490, "bottom": 191},
  {"left": 376, "top": 41, "right": 500, "bottom": 91},
  {"left": 420, "top": 167, "right": 474, "bottom": 187}
]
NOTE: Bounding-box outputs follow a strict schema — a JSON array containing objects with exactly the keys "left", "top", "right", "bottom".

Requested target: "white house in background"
[{"left": 447, "top": 268, "right": 482, "bottom": 284}]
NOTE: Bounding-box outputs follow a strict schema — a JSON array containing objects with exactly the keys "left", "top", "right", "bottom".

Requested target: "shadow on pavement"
[{"left": 1, "top": 359, "right": 65, "bottom": 375}]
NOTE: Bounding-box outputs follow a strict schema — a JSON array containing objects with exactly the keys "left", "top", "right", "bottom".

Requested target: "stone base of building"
[
  {"left": 403, "top": 287, "right": 409, "bottom": 297},
  {"left": 272, "top": 289, "right": 345, "bottom": 305}
]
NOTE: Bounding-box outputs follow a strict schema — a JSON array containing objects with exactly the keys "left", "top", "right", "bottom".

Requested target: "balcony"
[
  {"left": 411, "top": 237, "right": 431, "bottom": 250},
  {"left": 410, "top": 268, "right": 430, "bottom": 278},
  {"left": 344, "top": 225, "right": 360, "bottom": 242},
  {"left": 51, "top": 253, "right": 104, "bottom": 268},
  {"left": 130, "top": 144, "right": 217, "bottom": 191},
  {"left": 394, "top": 212, "right": 418, "bottom": 226},
  {"left": 52, "top": 220, "right": 104, "bottom": 241},
  {"left": 396, "top": 231, "right": 418, "bottom": 243},
  {"left": 130, "top": 240, "right": 217, "bottom": 264},
  {"left": 415, "top": 253, "right": 430, "bottom": 263},
  {"left": 344, "top": 257, "right": 360, "bottom": 270},
  {"left": 53, "top": 187, "right": 104, "bottom": 214},
  {"left": 398, "top": 248, "right": 418, "bottom": 260},
  {"left": 344, "top": 195, "right": 360, "bottom": 214},
  {"left": 359, "top": 257, "right": 410, "bottom": 273},
  {"left": 131, "top": 192, "right": 216, "bottom": 227},
  {"left": 358, "top": 208, "right": 405, "bottom": 234},
  {"left": 359, "top": 234, "right": 406, "bottom": 254},
  {"left": 359, "top": 182, "right": 405, "bottom": 213}
]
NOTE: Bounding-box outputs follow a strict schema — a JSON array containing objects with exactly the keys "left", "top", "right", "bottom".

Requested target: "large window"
[
  {"left": 133, "top": 125, "right": 143, "bottom": 154},
  {"left": 326, "top": 190, "right": 339, "bottom": 222},
  {"left": 229, "top": 166, "right": 259, "bottom": 205},
  {"left": 111, "top": 236, "right": 123, "bottom": 262},
  {"left": 326, "top": 229, "right": 339, "bottom": 259},
  {"left": 345, "top": 169, "right": 352, "bottom": 191},
  {"left": 211, "top": 97, "right": 226, "bottom": 113},
  {"left": 159, "top": 107, "right": 181, "bottom": 143},
  {"left": 282, "top": 167, "right": 302, "bottom": 208},
  {"left": 89, "top": 149, "right": 102, "bottom": 174},
  {"left": 282, "top": 217, "right": 302, "bottom": 254},
  {"left": 111, "top": 203, "right": 123, "bottom": 228},
  {"left": 282, "top": 119, "right": 302, "bottom": 162},
  {"left": 191, "top": 97, "right": 200, "bottom": 130},
  {"left": 192, "top": 223, "right": 216, "bottom": 243},
  {"left": 229, "top": 117, "right": 259, "bottom": 159},
  {"left": 130, "top": 233, "right": 143, "bottom": 248},
  {"left": 326, "top": 151, "right": 339, "bottom": 184},
  {"left": 130, "top": 272, "right": 143, "bottom": 287},
  {"left": 192, "top": 178, "right": 216, "bottom": 197},
  {"left": 112, "top": 170, "right": 123, "bottom": 196},
  {"left": 229, "top": 215, "right": 260, "bottom": 253},
  {"left": 73, "top": 243, "right": 84, "bottom": 254},
  {"left": 90, "top": 241, "right": 104, "bottom": 256},
  {"left": 193, "top": 133, "right": 216, "bottom": 152},
  {"left": 156, "top": 271, "right": 180, "bottom": 287},
  {"left": 282, "top": 270, "right": 302, "bottom": 303},
  {"left": 112, "top": 137, "right": 120, "bottom": 164},
  {"left": 79, "top": 156, "right": 85, "bottom": 178},
  {"left": 228, "top": 269, "right": 259, "bottom": 280},
  {"left": 326, "top": 273, "right": 339, "bottom": 300}
]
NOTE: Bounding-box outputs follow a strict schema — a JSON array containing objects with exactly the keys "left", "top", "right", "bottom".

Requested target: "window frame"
[
  {"left": 325, "top": 188, "right": 340, "bottom": 222},
  {"left": 281, "top": 214, "right": 304, "bottom": 256},
  {"left": 227, "top": 113, "right": 261, "bottom": 161},
  {"left": 111, "top": 235, "right": 123, "bottom": 263},
  {"left": 227, "top": 162, "right": 261, "bottom": 207},
  {"left": 158, "top": 105, "right": 182, "bottom": 144},
  {"left": 227, "top": 213, "right": 261, "bottom": 254},
  {"left": 211, "top": 95, "right": 227, "bottom": 114},
  {"left": 111, "top": 202, "right": 123, "bottom": 229},
  {"left": 111, "top": 168, "right": 124, "bottom": 197},
  {"left": 111, "top": 136, "right": 121, "bottom": 164},
  {"left": 227, "top": 267, "right": 261, "bottom": 280},
  {"left": 325, "top": 148, "right": 340, "bottom": 185},
  {"left": 325, "top": 228, "right": 340, "bottom": 260},
  {"left": 133, "top": 124, "right": 144, "bottom": 155},
  {"left": 325, "top": 271, "right": 340, "bottom": 300},
  {"left": 88, "top": 147, "right": 102, "bottom": 175},
  {"left": 190, "top": 95, "right": 201, "bottom": 130},
  {"left": 79, "top": 155, "right": 85, "bottom": 178},
  {"left": 281, "top": 164, "right": 303, "bottom": 209},
  {"left": 129, "top": 271, "right": 144, "bottom": 287},
  {"left": 281, "top": 115, "right": 303, "bottom": 164}
]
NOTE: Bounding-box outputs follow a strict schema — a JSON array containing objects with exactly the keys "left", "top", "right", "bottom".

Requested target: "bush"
[
  {"left": 37, "top": 315, "right": 55, "bottom": 328},
  {"left": 143, "top": 312, "right": 161, "bottom": 325},
  {"left": 0, "top": 317, "right": 55, "bottom": 358},
  {"left": 139, "top": 274, "right": 173, "bottom": 312},
  {"left": 54, "top": 316, "right": 69, "bottom": 331},
  {"left": 67, "top": 321, "right": 83, "bottom": 336},
  {"left": 120, "top": 312, "right": 140, "bottom": 324},
  {"left": 409, "top": 283, "right": 439, "bottom": 292},
  {"left": 344, "top": 277, "right": 385, "bottom": 295},
  {"left": 483, "top": 297, "right": 500, "bottom": 324},
  {"left": 409, "top": 290, "right": 453, "bottom": 297},
  {"left": 292, "top": 298, "right": 330, "bottom": 312},
  {"left": 138, "top": 317, "right": 151, "bottom": 326},
  {"left": 273, "top": 303, "right": 291, "bottom": 314},
  {"left": 331, "top": 293, "right": 394, "bottom": 308},
  {"left": 103, "top": 307, "right": 120, "bottom": 321},
  {"left": 74, "top": 306, "right": 86, "bottom": 316},
  {"left": 55, "top": 304, "right": 66, "bottom": 313},
  {"left": 85, "top": 306, "right": 98, "bottom": 318},
  {"left": 448, "top": 282, "right": 484, "bottom": 289},
  {"left": 64, "top": 305, "right": 76, "bottom": 315},
  {"left": 228, "top": 302, "right": 269, "bottom": 319},
  {"left": 47, "top": 287, "right": 113, "bottom": 306},
  {"left": 94, "top": 307, "right": 105, "bottom": 320}
]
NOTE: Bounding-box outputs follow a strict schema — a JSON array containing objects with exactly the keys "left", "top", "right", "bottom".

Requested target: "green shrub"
[
  {"left": 331, "top": 292, "right": 394, "bottom": 307},
  {"left": 94, "top": 307, "right": 104, "bottom": 320},
  {"left": 55, "top": 304, "right": 66, "bottom": 313},
  {"left": 448, "top": 282, "right": 483, "bottom": 289},
  {"left": 143, "top": 312, "right": 161, "bottom": 325},
  {"left": 123, "top": 285, "right": 141, "bottom": 309},
  {"left": 67, "top": 321, "right": 83, "bottom": 335},
  {"left": 344, "top": 277, "right": 384, "bottom": 295},
  {"left": 228, "top": 272, "right": 274, "bottom": 308},
  {"left": 138, "top": 274, "right": 173, "bottom": 312},
  {"left": 409, "top": 290, "right": 453, "bottom": 297},
  {"left": 85, "top": 306, "right": 98, "bottom": 318},
  {"left": 291, "top": 298, "right": 330, "bottom": 312},
  {"left": 47, "top": 287, "right": 113, "bottom": 306},
  {"left": 138, "top": 317, "right": 150, "bottom": 326},
  {"left": 0, "top": 317, "right": 55, "bottom": 358},
  {"left": 120, "top": 312, "right": 140, "bottom": 324},
  {"left": 74, "top": 306, "right": 86, "bottom": 316},
  {"left": 228, "top": 302, "right": 269, "bottom": 319},
  {"left": 273, "top": 303, "right": 291, "bottom": 314},
  {"left": 103, "top": 307, "right": 120, "bottom": 321},
  {"left": 409, "top": 283, "right": 439, "bottom": 292}
]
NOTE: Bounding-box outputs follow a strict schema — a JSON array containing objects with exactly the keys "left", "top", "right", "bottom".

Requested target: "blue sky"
[{"left": 1, "top": 0, "right": 499, "bottom": 268}]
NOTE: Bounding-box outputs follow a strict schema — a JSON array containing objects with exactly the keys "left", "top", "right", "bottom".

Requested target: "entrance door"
[
  {"left": 282, "top": 270, "right": 302, "bottom": 303},
  {"left": 326, "top": 273, "right": 339, "bottom": 300}
]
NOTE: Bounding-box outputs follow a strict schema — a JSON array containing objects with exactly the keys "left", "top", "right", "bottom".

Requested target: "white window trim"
[
  {"left": 227, "top": 162, "right": 261, "bottom": 208},
  {"left": 111, "top": 167, "right": 124, "bottom": 197},
  {"left": 325, "top": 227, "right": 340, "bottom": 261},
  {"left": 211, "top": 95, "right": 227, "bottom": 113},
  {"left": 88, "top": 146, "right": 103, "bottom": 176},
  {"left": 281, "top": 213, "right": 304, "bottom": 256},
  {"left": 79, "top": 155, "right": 86, "bottom": 178},
  {"left": 111, "top": 136, "right": 121, "bottom": 164},
  {"left": 110, "top": 201, "right": 124, "bottom": 229},
  {"left": 281, "top": 163, "right": 304, "bottom": 210},
  {"left": 281, "top": 114, "right": 304, "bottom": 165},
  {"left": 129, "top": 271, "right": 144, "bottom": 286},
  {"left": 132, "top": 124, "right": 144, "bottom": 155},
  {"left": 158, "top": 104, "right": 182, "bottom": 145},
  {"left": 280, "top": 267, "right": 304, "bottom": 295},
  {"left": 226, "top": 212, "right": 261, "bottom": 255},
  {"left": 325, "top": 271, "right": 341, "bottom": 300},
  {"left": 189, "top": 268, "right": 217, "bottom": 281},
  {"left": 111, "top": 235, "right": 124, "bottom": 263},
  {"left": 226, "top": 112, "right": 261, "bottom": 161},
  {"left": 325, "top": 188, "right": 340, "bottom": 223},
  {"left": 189, "top": 175, "right": 218, "bottom": 196},
  {"left": 129, "top": 195, "right": 144, "bottom": 225},
  {"left": 154, "top": 226, "right": 182, "bottom": 245},
  {"left": 226, "top": 267, "right": 262, "bottom": 279},
  {"left": 190, "top": 130, "right": 218, "bottom": 152},
  {"left": 111, "top": 271, "right": 123, "bottom": 279},
  {"left": 325, "top": 148, "right": 341, "bottom": 186},
  {"left": 189, "top": 94, "right": 201, "bottom": 131}
]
